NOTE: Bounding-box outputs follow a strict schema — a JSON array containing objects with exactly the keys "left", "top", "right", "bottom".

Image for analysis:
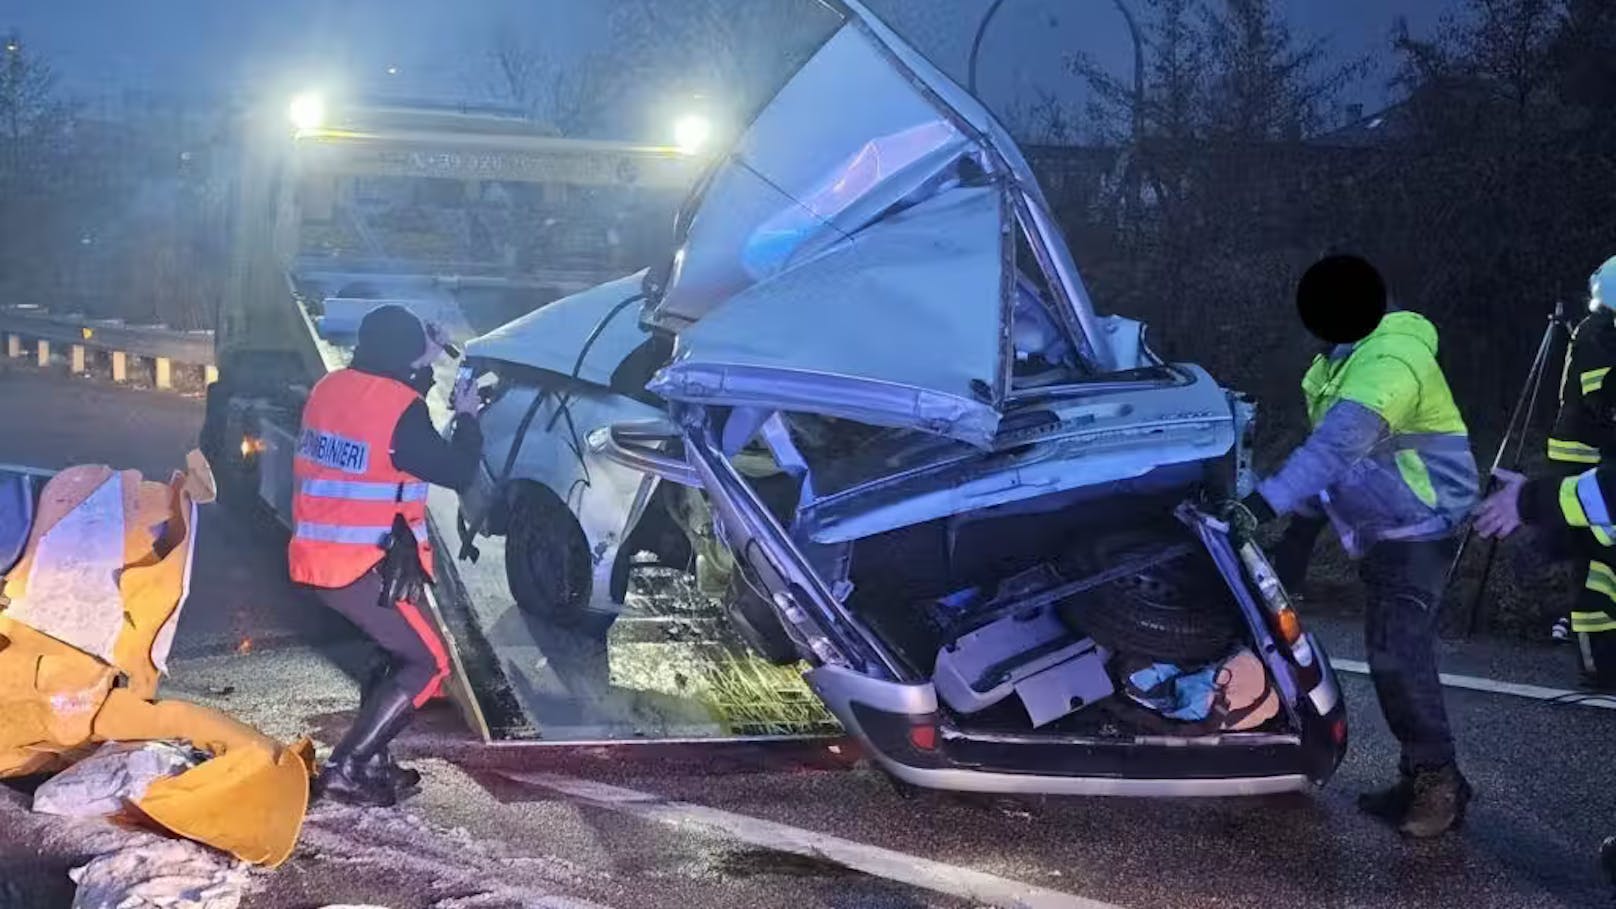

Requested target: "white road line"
[
  {"left": 509, "top": 771, "right": 1122, "bottom": 909},
  {"left": 1331, "top": 658, "right": 1616, "bottom": 709}
]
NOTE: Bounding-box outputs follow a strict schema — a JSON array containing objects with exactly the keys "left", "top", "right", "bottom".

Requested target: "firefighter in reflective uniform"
[
  {"left": 1541, "top": 256, "right": 1616, "bottom": 670},
  {"left": 1475, "top": 360, "right": 1616, "bottom": 880},
  {"left": 289, "top": 305, "right": 481, "bottom": 807}
]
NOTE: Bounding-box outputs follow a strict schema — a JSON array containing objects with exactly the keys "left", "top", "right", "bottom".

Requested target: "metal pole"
[
  {"left": 967, "top": 0, "right": 1010, "bottom": 96},
  {"left": 968, "top": 0, "right": 1143, "bottom": 107},
  {"left": 1450, "top": 307, "right": 1566, "bottom": 634}
]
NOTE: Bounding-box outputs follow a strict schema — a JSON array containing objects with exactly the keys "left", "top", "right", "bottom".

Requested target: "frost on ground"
[
  {"left": 1, "top": 782, "right": 250, "bottom": 909},
  {"left": 4, "top": 764, "right": 622, "bottom": 909},
  {"left": 70, "top": 840, "right": 249, "bottom": 909},
  {"left": 296, "top": 800, "right": 616, "bottom": 909}
]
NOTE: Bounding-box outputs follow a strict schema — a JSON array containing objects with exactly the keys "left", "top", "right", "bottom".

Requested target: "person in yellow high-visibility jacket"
[{"left": 1228, "top": 255, "right": 1478, "bottom": 839}]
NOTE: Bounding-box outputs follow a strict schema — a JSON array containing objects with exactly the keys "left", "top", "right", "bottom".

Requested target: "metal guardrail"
[{"left": 0, "top": 306, "right": 216, "bottom": 388}]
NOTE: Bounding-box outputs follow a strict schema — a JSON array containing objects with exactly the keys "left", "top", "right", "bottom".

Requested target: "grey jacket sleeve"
[{"left": 1257, "top": 400, "right": 1390, "bottom": 516}]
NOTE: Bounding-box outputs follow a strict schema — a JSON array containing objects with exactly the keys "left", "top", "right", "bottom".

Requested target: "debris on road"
[
  {"left": 0, "top": 453, "right": 312, "bottom": 866},
  {"left": 33, "top": 741, "right": 198, "bottom": 818},
  {"left": 70, "top": 839, "right": 250, "bottom": 909}
]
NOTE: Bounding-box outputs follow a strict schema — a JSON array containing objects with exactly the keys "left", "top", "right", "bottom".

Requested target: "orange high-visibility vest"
[{"left": 288, "top": 369, "right": 434, "bottom": 588}]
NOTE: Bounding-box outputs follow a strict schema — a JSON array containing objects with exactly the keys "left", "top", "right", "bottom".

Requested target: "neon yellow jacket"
[{"left": 1259, "top": 311, "right": 1479, "bottom": 556}]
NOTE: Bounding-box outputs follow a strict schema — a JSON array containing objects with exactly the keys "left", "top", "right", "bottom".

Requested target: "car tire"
[
  {"left": 1059, "top": 531, "right": 1242, "bottom": 665},
  {"left": 504, "top": 483, "right": 613, "bottom": 637},
  {"left": 722, "top": 575, "right": 801, "bottom": 666}
]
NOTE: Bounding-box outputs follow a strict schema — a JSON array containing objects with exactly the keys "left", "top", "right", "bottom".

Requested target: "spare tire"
[{"left": 1058, "top": 531, "right": 1243, "bottom": 665}]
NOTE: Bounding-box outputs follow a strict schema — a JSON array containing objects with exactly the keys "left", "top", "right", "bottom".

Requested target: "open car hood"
[
  {"left": 464, "top": 270, "right": 648, "bottom": 386},
  {"left": 646, "top": 0, "right": 1112, "bottom": 373}
]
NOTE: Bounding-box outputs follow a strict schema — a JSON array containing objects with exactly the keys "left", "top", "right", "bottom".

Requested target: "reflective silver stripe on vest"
[
  {"left": 298, "top": 478, "right": 429, "bottom": 502},
  {"left": 294, "top": 520, "right": 429, "bottom": 546}
]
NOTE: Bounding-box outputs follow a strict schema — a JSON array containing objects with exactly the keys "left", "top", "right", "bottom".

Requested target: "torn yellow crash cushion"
[{"left": 0, "top": 452, "right": 308, "bottom": 867}]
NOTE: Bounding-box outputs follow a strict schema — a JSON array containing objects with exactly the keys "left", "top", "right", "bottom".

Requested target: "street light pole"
[{"left": 966, "top": 0, "right": 1144, "bottom": 145}]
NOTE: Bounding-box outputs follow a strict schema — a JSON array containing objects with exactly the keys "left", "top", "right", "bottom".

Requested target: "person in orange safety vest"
[{"left": 290, "top": 304, "right": 481, "bottom": 807}]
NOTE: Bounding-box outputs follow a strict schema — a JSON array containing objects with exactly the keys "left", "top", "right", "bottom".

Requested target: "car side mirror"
[{"left": 590, "top": 420, "right": 702, "bottom": 487}]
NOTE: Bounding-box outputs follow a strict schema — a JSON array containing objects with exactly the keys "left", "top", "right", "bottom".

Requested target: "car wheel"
[
  {"left": 504, "top": 483, "right": 613, "bottom": 637},
  {"left": 1059, "top": 531, "right": 1242, "bottom": 665},
  {"left": 722, "top": 574, "right": 801, "bottom": 666}
]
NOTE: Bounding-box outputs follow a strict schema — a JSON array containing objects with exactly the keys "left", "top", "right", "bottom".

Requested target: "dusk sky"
[{"left": 6, "top": 1, "right": 1460, "bottom": 137}]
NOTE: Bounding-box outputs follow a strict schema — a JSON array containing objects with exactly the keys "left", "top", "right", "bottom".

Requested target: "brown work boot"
[
  {"left": 1397, "top": 764, "right": 1472, "bottom": 839},
  {"left": 1356, "top": 764, "right": 1416, "bottom": 822}
]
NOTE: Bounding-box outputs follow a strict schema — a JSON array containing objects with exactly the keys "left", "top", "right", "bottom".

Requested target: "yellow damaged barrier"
[{"left": 0, "top": 452, "right": 312, "bottom": 867}]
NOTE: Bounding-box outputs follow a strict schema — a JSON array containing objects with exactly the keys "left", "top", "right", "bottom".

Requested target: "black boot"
[
  {"left": 1600, "top": 836, "right": 1616, "bottom": 885},
  {"left": 1398, "top": 764, "right": 1472, "bottom": 838},
  {"left": 316, "top": 682, "right": 417, "bottom": 808},
  {"left": 362, "top": 746, "right": 422, "bottom": 797},
  {"left": 354, "top": 666, "right": 423, "bottom": 796},
  {"left": 1356, "top": 762, "right": 1417, "bottom": 823}
]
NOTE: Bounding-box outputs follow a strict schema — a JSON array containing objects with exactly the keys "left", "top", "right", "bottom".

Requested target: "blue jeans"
[{"left": 1360, "top": 537, "right": 1459, "bottom": 770}]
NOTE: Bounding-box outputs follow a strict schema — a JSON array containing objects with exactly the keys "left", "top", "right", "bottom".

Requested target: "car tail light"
[
  {"left": 1237, "top": 541, "right": 1311, "bottom": 661},
  {"left": 239, "top": 435, "right": 266, "bottom": 459},
  {"left": 1274, "top": 606, "right": 1303, "bottom": 647},
  {"left": 907, "top": 723, "right": 938, "bottom": 752}
]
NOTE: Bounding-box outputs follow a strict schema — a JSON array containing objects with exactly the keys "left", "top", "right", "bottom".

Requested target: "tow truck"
[{"left": 199, "top": 100, "right": 831, "bottom": 742}]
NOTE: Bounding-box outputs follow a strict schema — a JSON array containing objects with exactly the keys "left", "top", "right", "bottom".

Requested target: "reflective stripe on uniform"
[
  {"left": 1562, "top": 476, "right": 1591, "bottom": 526},
  {"left": 1586, "top": 560, "right": 1616, "bottom": 598},
  {"left": 1548, "top": 437, "right": 1602, "bottom": 464},
  {"left": 298, "top": 478, "right": 429, "bottom": 502},
  {"left": 1582, "top": 367, "right": 1612, "bottom": 395},
  {"left": 294, "top": 520, "right": 429, "bottom": 546},
  {"left": 1578, "top": 469, "right": 1614, "bottom": 525},
  {"left": 1573, "top": 611, "right": 1616, "bottom": 633}
]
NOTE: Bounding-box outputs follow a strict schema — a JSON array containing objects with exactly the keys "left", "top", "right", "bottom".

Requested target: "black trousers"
[
  {"left": 312, "top": 571, "right": 449, "bottom": 708},
  {"left": 1273, "top": 518, "right": 1458, "bottom": 770},
  {"left": 1360, "top": 537, "right": 1459, "bottom": 771}
]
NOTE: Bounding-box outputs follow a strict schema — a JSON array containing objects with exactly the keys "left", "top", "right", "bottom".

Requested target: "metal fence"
[{"left": 0, "top": 305, "right": 216, "bottom": 389}]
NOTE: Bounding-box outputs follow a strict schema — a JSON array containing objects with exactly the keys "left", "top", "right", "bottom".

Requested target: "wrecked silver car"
[{"left": 475, "top": 0, "right": 1348, "bottom": 794}]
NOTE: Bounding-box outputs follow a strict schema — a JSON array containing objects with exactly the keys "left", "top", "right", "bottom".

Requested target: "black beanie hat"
[
  {"left": 352, "top": 304, "right": 427, "bottom": 376},
  {"left": 1296, "top": 254, "right": 1388, "bottom": 345}
]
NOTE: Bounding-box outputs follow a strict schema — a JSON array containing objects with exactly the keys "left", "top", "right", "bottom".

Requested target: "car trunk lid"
[{"left": 647, "top": 186, "right": 1010, "bottom": 448}]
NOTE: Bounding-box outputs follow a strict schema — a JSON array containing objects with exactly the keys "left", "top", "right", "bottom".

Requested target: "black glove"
[
  {"left": 378, "top": 514, "right": 428, "bottom": 606},
  {"left": 1218, "top": 492, "right": 1277, "bottom": 543},
  {"left": 1269, "top": 513, "right": 1327, "bottom": 592}
]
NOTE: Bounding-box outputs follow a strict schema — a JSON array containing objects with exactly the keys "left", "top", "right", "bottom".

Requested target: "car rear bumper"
[
  {"left": 879, "top": 764, "right": 1312, "bottom": 797},
  {"left": 807, "top": 664, "right": 1344, "bottom": 798}
]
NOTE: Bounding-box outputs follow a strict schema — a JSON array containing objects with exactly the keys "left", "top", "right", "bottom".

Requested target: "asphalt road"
[{"left": 3, "top": 364, "right": 1615, "bottom": 909}]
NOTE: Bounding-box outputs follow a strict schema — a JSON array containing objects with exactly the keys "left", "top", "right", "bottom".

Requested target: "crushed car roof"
[{"left": 464, "top": 270, "right": 649, "bottom": 386}]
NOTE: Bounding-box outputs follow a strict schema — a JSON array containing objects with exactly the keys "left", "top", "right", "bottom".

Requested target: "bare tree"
[
  {"left": 1393, "top": 0, "right": 1564, "bottom": 137},
  {"left": 0, "top": 31, "right": 69, "bottom": 179},
  {"left": 1201, "top": 0, "right": 1367, "bottom": 141},
  {"left": 485, "top": 28, "right": 599, "bottom": 135},
  {"left": 597, "top": 0, "right": 834, "bottom": 127},
  {"left": 1003, "top": 88, "right": 1076, "bottom": 145}
]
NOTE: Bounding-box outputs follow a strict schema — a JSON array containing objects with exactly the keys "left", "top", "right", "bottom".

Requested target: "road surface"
[{"left": 2, "top": 364, "right": 1613, "bottom": 908}]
